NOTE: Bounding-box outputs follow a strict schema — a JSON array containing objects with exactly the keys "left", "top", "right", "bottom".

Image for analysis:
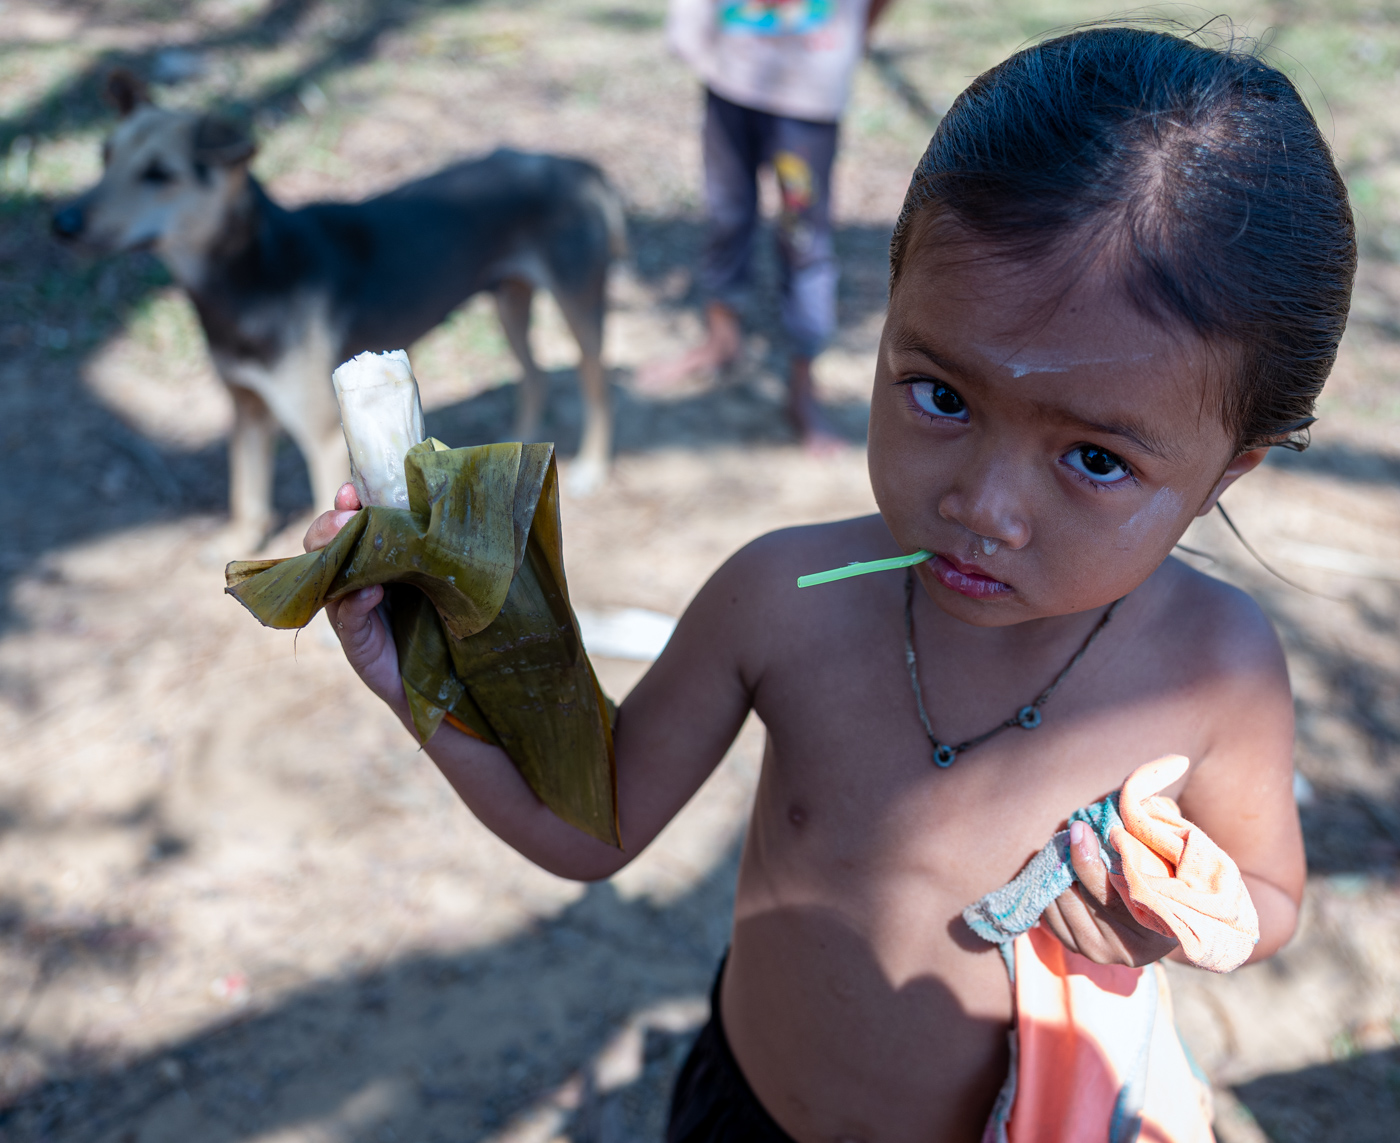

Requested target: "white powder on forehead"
[{"left": 974, "top": 345, "right": 1155, "bottom": 377}]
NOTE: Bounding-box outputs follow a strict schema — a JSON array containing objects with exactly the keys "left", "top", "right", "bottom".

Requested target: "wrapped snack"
[
  {"left": 332, "top": 349, "right": 426, "bottom": 510},
  {"left": 225, "top": 355, "right": 618, "bottom": 847}
]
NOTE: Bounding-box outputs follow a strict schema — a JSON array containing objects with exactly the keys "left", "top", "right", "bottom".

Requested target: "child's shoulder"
[
  {"left": 695, "top": 514, "right": 896, "bottom": 634},
  {"left": 1147, "top": 555, "right": 1287, "bottom": 686},
  {"left": 734, "top": 513, "right": 892, "bottom": 568},
  {"left": 716, "top": 515, "right": 894, "bottom": 601}
]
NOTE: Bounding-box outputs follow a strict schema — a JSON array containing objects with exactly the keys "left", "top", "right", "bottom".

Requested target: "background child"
[
  {"left": 643, "top": 0, "right": 892, "bottom": 450},
  {"left": 309, "top": 26, "right": 1353, "bottom": 1141}
]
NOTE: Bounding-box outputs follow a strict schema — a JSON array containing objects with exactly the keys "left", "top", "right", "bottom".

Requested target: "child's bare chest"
[
  {"left": 720, "top": 601, "right": 1207, "bottom": 1141},
  {"left": 745, "top": 596, "right": 1206, "bottom": 911}
]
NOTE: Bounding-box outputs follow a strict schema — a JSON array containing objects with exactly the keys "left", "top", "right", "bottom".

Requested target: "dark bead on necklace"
[
  {"left": 933, "top": 744, "right": 957, "bottom": 767},
  {"left": 1016, "top": 705, "right": 1042, "bottom": 730}
]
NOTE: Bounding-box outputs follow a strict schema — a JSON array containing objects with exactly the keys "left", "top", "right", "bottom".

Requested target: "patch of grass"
[
  {"left": 27, "top": 133, "right": 103, "bottom": 197},
  {"left": 589, "top": 7, "right": 664, "bottom": 32},
  {"left": 127, "top": 290, "right": 205, "bottom": 371}
]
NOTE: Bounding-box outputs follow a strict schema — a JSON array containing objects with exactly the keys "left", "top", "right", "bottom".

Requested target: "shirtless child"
[{"left": 306, "top": 27, "right": 1353, "bottom": 1142}]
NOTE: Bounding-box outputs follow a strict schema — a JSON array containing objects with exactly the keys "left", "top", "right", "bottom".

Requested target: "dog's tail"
[{"left": 583, "top": 170, "right": 628, "bottom": 263}]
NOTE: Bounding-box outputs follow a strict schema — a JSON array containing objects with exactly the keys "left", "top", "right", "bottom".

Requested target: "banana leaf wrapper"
[{"left": 224, "top": 441, "right": 619, "bottom": 847}]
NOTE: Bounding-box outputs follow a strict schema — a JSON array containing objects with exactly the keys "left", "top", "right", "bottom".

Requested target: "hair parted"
[{"left": 889, "top": 24, "right": 1356, "bottom": 453}]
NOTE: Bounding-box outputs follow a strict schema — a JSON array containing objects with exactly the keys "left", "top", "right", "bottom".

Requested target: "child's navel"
[{"left": 788, "top": 802, "right": 808, "bottom": 828}]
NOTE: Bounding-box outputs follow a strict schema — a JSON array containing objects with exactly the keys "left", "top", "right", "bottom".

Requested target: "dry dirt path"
[{"left": 1, "top": 2, "right": 1399, "bottom": 1141}]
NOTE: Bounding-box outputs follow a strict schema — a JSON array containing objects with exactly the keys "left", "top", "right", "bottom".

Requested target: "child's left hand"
[{"left": 1040, "top": 820, "right": 1180, "bottom": 967}]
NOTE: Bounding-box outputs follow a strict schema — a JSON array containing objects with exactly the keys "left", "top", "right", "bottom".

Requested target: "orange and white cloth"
[
  {"left": 971, "top": 756, "right": 1258, "bottom": 1143},
  {"left": 1108, "top": 756, "right": 1258, "bottom": 974},
  {"left": 987, "top": 927, "right": 1216, "bottom": 1143}
]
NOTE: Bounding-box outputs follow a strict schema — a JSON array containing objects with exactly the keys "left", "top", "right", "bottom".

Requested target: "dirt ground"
[{"left": 1, "top": 1, "right": 1399, "bottom": 1140}]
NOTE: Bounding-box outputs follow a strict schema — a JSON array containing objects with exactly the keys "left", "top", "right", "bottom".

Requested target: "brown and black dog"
[{"left": 54, "top": 72, "right": 626, "bottom": 546}]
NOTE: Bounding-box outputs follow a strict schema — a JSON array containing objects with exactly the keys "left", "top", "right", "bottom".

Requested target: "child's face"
[{"left": 868, "top": 232, "right": 1263, "bottom": 626}]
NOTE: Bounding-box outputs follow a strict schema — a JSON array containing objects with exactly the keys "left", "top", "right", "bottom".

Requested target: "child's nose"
[{"left": 937, "top": 456, "right": 1032, "bottom": 550}]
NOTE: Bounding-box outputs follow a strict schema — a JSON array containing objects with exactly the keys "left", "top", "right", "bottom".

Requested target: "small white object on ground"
[
  {"left": 331, "top": 349, "right": 425, "bottom": 510},
  {"left": 1293, "top": 770, "right": 1316, "bottom": 806},
  {"left": 565, "top": 457, "right": 607, "bottom": 498},
  {"left": 574, "top": 607, "right": 677, "bottom": 661}
]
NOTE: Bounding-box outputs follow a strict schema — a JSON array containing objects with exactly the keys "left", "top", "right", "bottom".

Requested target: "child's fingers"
[
  {"left": 330, "top": 583, "right": 384, "bottom": 627},
  {"left": 325, "top": 585, "right": 394, "bottom": 680},
  {"left": 1046, "top": 885, "right": 1146, "bottom": 965},
  {"left": 326, "top": 584, "right": 384, "bottom": 652},
  {"left": 303, "top": 508, "right": 358, "bottom": 553},
  {"left": 302, "top": 486, "right": 363, "bottom": 552},
  {"left": 1044, "top": 870, "right": 1182, "bottom": 967},
  {"left": 1041, "top": 891, "right": 1088, "bottom": 957},
  {"left": 1048, "top": 821, "right": 1180, "bottom": 967},
  {"left": 1068, "top": 820, "right": 1111, "bottom": 906}
]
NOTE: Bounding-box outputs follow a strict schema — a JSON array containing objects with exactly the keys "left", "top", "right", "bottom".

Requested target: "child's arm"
[
  {"left": 1168, "top": 614, "right": 1305, "bottom": 965},
  {"left": 306, "top": 486, "right": 760, "bottom": 881},
  {"left": 1040, "top": 587, "right": 1304, "bottom": 969}
]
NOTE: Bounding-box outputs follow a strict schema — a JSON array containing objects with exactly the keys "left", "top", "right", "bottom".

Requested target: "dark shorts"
[{"left": 667, "top": 958, "right": 796, "bottom": 1143}]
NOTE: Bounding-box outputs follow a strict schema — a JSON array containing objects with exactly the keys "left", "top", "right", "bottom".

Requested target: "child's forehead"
[{"left": 892, "top": 235, "right": 1216, "bottom": 384}]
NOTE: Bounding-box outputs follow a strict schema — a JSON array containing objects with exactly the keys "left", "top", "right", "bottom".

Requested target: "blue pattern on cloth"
[{"left": 963, "top": 793, "right": 1125, "bottom": 945}]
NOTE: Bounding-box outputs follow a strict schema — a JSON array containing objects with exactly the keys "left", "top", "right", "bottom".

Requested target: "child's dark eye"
[
  {"left": 141, "top": 162, "right": 175, "bottom": 185},
  {"left": 909, "top": 381, "right": 968, "bottom": 422},
  {"left": 1063, "top": 444, "right": 1132, "bottom": 485}
]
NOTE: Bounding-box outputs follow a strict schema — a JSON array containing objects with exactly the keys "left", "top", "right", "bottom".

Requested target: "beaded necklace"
[{"left": 903, "top": 569, "right": 1122, "bottom": 767}]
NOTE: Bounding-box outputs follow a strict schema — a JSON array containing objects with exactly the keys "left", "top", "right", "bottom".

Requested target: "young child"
[
  {"left": 306, "top": 27, "right": 1353, "bottom": 1142},
  {"left": 643, "top": 0, "right": 892, "bottom": 449}
]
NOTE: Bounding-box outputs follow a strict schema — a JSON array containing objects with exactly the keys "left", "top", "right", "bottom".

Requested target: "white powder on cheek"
[{"left": 1117, "top": 486, "right": 1183, "bottom": 546}]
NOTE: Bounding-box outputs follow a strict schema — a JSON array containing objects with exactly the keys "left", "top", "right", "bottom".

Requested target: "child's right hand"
[{"left": 303, "top": 483, "right": 403, "bottom": 710}]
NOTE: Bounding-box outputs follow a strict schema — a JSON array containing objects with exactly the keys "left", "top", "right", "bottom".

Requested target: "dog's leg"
[
  {"left": 277, "top": 379, "right": 350, "bottom": 515},
  {"left": 244, "top": 312, "right": 349, "bottom": 518},
  {"left": 305, "top": 423, "right": 352, "bottom": 514},
  {"left": 556, "top": 287, "right": 611, "bottom": 496},
  {"left": 571, "top": 351, "right": 610, "bottom": 495},
  {"left": 495, "top": 279, "right": 547, "bottom": 444},
  {"left": 227, "top": 383, "right": 277, "bottom": 548}
]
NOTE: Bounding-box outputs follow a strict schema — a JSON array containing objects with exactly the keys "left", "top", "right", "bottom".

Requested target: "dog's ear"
[
  {"left": 104, "top": 69, "right": 150, "bottom": 117},
  {"left": 192, "top": 115, "right": 257, "bottom": 167}
]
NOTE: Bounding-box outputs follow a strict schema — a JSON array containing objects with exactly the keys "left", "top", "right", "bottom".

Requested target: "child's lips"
[{"left": 929, "top": 552, "right": 1014, "bottom": 598}]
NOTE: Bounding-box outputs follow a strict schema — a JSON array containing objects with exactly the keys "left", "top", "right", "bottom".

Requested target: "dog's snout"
[{"left": 51, "top": 205, "right": 85, "bottom": 241}]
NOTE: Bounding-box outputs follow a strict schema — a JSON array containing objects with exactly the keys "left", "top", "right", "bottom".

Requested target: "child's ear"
[{"left": 1195, "top": 448, "right": 1269, "bottom": 517}]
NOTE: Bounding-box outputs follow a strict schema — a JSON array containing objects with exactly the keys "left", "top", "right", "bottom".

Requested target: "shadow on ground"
[
  {"left": 1234, "top": 1047, "right": 1400, "bottom": 1143},
  {"left": 1267, "top": 438, "right": 1400, "bottom": 490},
  {"left": 1298, "top": 788, "right": 1400, "bottom": 877},
  {"left": 0, "top": 0, "right": 497, "bottom": 156},
  {"left": 0, "top": 844, "right": 739, "bottom": 1142},
  {"left": 1249, "top": 586, "right": 1400, "bottom": 880}
]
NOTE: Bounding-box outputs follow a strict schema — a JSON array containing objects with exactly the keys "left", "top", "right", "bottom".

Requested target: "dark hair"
[{"left": 889, "top": 26, "right": 1356, "bottom": 453}]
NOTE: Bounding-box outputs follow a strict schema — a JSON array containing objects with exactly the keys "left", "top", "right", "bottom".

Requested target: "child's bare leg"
[
  {"left": 788, "top": 354, "right": 843, "bottom": 455},
  {"left": 635, "top": 300, "right": 742, "bottom": 391}
]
